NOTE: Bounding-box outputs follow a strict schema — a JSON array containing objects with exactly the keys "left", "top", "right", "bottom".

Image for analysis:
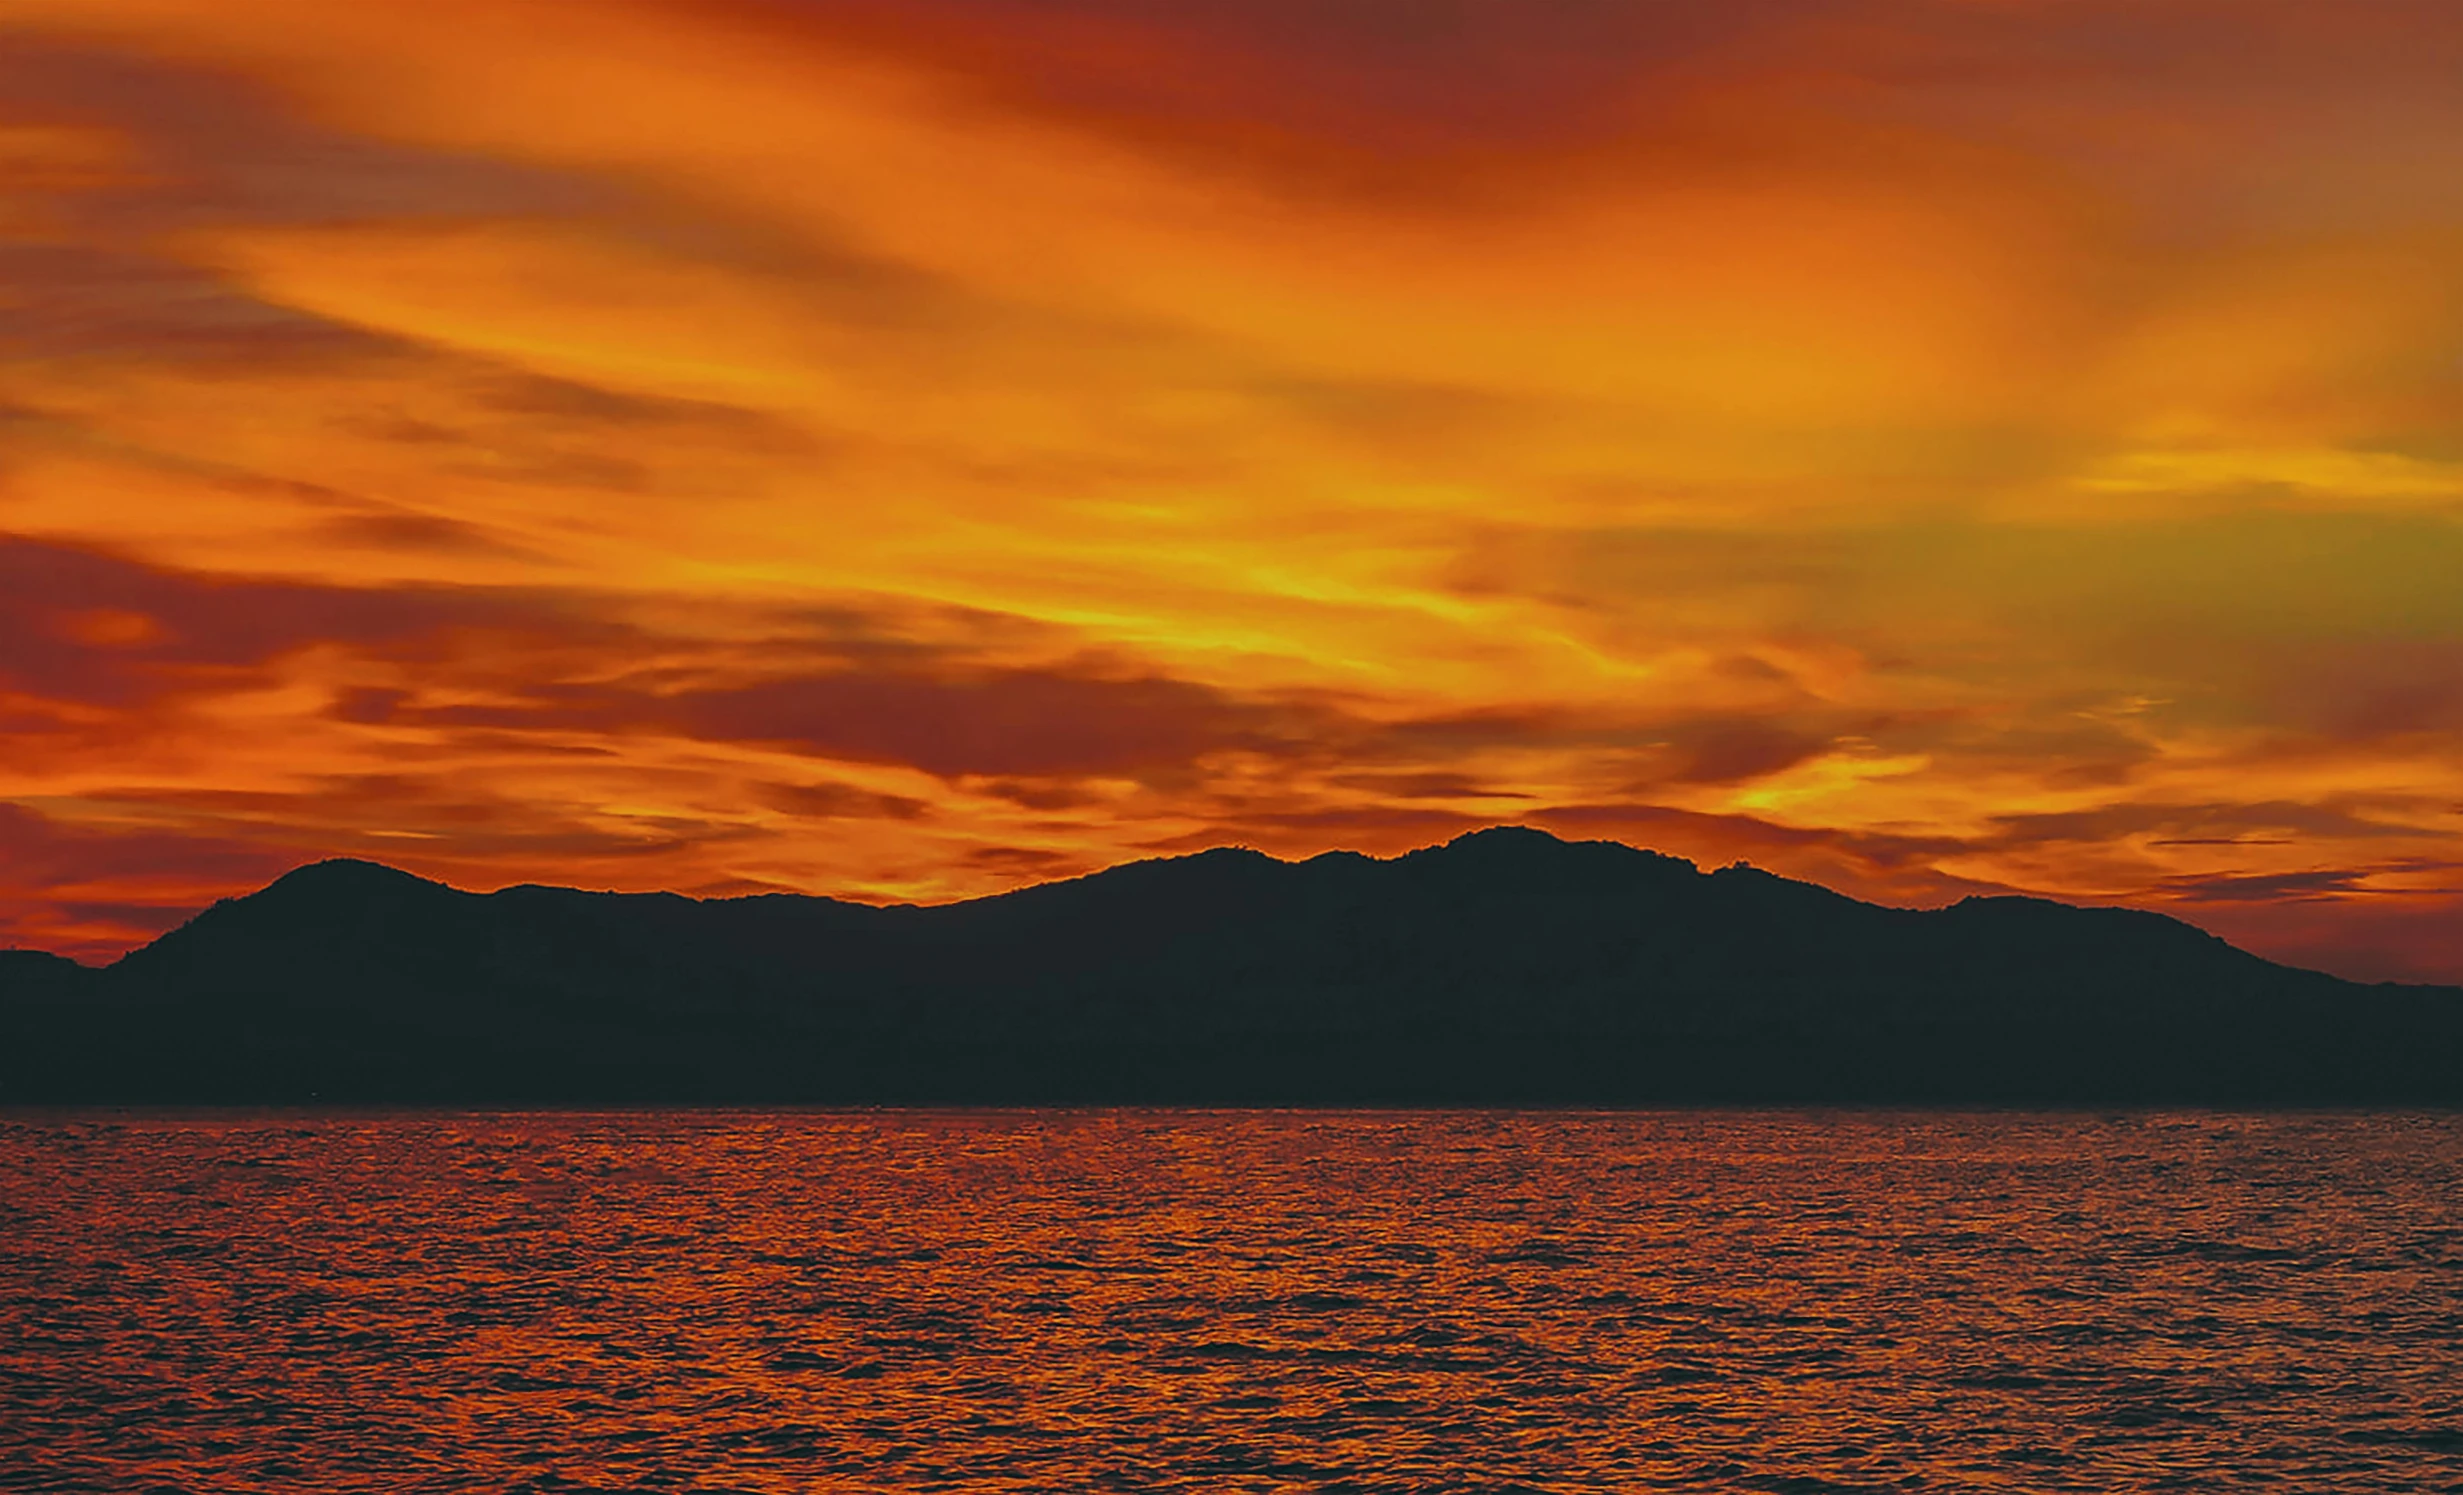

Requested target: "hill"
[{"left": 4, "top": 828, "right": 2457, "bottom": 1103}]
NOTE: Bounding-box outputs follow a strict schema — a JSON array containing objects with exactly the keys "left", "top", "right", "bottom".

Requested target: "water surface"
[{"left": 3, "top": 1111, "right": 2458, "bottom": 1491}]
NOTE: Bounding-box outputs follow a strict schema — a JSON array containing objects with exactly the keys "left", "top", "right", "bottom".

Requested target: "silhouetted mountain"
[
  {"left": 0, "top": 949, "right": 89, "bottom": 999},
  {"left": 5, "top": 828, "right": 2458, "bottom": 1103}
]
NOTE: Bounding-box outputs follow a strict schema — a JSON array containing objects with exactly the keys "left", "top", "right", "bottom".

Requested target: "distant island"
[{"left": 4, "top": 827, "right": 2458, "bottom": 1105}]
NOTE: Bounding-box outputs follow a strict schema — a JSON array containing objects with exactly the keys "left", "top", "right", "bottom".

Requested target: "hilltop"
[{"left": 4, "top": 828, "right": 2457, "bottom": 1104}]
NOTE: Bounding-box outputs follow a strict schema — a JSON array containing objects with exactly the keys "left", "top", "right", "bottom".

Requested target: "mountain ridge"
[{"left": 4, "top": 827, "right": 2457, "bottom": 1104}]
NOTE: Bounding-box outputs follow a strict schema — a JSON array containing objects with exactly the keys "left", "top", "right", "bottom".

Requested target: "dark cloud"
[
  {"left": 413, "top": 665, "right": 1869, "bottom": 789},
  {"left": 0, "top": 536, "right": 628, "bottom": 712},
  {"left": 743, "top": 0, "right": 1832, "bottom": 139},
  {"left": 2256, "top": 641, "right": 2463, "bottom": 742},
  {"left": 1658, "top": 719, "right": 1829, "bottom": 785},
  {"left": 0, "top": 31, "right": 907, "bottom": 515},
  {"left": 1535, "top": 800, "right": 1970, "bottom": 871},
  {"left": 2157, "top": 868, "right": 2382, "bottom": 904},
  {"left": 0, "top": 39, "right": 606, "bottom": 236},
  {"left": 975, "top": 778, "right": 1118, "bottom": 810},
  {"left": 694, "top": 0, "right": 1900, "bottom": 214},
  {"left": 1379, "top": 707, "right": 1572, "bottom": 752},
  {"left": 0, "top": 241, "right": 389, "bottom": 370},
  {"left": 0, "top": 800, "right": 290, "bottom": 890},
  {"left": 0, "top": 39, "right": 604, "bottom": 389},
  {"left": 74, "top": 776, "right": 798, "bottom": 879},
  {"left": 1376, "top": 710, "right": 1837, "bottom": 788},
  {"left": 963, "top": 845, "right": 1089, "bottom": 876},
  {"left": 2154, "top": 860, "right": 2463, "bottom": 908},
  {"left": 328, "top": 688, "right": 412, "bottom": 725},
  {"left": 2179, "top": 890, "right": 2463, "bottom": 986},
  {"left": 0, "top": 538, "right": 1350, "bottom": 786},
  {"left": 1982, "top": 799, "right": 2426, "bottom": 850},
  {"left": 0, "top": 800, "right": 296, "bottom": 957},
  {"left": 313, "top": 509, "right": 547, "bottom": 560},
  {"left": 758, "top": 780, "right": 933, "bottom": 821},
  {"left": 1325, "top": 771, "right": 1532, "bottom": 800},
  {"left": 661, "top": 669, "right": 1308, "bottom": 779}
]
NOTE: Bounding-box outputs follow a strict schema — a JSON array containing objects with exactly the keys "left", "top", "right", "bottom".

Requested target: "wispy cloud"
[{"left": 3, "top": 0, "right": 2461, "bottom": 979}]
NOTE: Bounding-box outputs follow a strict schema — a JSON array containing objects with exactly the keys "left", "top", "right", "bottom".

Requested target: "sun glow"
[{"left": 4, "top": 0, "right": 2462, "bottom": 981}]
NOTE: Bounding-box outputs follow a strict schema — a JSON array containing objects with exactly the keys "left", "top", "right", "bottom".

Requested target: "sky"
[{"left": 3, "top": 0, "right": 2461, "bottom": 982}]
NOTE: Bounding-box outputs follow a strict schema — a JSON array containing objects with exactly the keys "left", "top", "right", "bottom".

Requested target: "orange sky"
[{"left": 4, "top": 0, "right": 2461, "bottom": 981}]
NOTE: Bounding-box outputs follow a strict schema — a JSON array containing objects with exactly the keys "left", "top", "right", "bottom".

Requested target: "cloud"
[
  {"left": 961, "top": 844, "right": 1089, "bottom": 876},
  {"left": 1656, "top": 719, "right": 1830, "bottom": 785},
  {"left": 1325, "top": 770, "right": 1532, "bottom": 801},
  {"left": 0, "top": 536, "right": 623, "bottom": 715},
  {"left": 0, "top": 38, "right": 605, "bottom": 235},
  {"left": 1981, "top": 800, "right": 2427, "bottom": 850},
  {"left": 2158, "top": 868, "right": 2386, "bottom": 904},
  {"left": 1532, "top": 800, "right": 1977, "bottom": 887},
  {"left": 2155, "top": 860, "right": 2463, "bottom": 906},
  {"left": 0, "top": 241, "right": 386, "bottom": 369},
  {"left": 756, "top": 779, "right": 933, "bottom": 822},
  {"left": 0, "top": 800, "right": 294, "bottom": 959},
  {"left": 4, "top": 0, "right": 2463, "bottom": 982},
  {"left": 657, "top": 669, "right": 1306, "bottom": 779},
  {"left": 707, "top": 0, "right": 1844, "bottom": 179},
  {"left": 2174, "top": 890, "right": 2463, "bottom": 986}
]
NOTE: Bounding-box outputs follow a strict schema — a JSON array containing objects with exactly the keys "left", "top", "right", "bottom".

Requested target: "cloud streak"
[{"left": 3, "top": 0, "right": 2462, "bottom": 979}]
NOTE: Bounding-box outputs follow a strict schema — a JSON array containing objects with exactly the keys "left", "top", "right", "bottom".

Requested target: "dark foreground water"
[{"left": 2, "top": 1112, "right": 2459, "bottom": 1493}]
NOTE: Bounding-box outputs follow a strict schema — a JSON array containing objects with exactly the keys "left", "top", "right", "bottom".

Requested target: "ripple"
[{"left": 0, "top": 1111, "right": 2458, "bottom": 1492}]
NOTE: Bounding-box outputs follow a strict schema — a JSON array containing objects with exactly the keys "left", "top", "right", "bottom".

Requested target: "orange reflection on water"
[{"left": 3, "top": 1110, "right": 2460, "bottom": 1490}]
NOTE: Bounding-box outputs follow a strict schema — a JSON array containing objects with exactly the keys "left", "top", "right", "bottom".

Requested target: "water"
[{"left": 2, "top": 1112, "right": 2459, "bottom": 1493}]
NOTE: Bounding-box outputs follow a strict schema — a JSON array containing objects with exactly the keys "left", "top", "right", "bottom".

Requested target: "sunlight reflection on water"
[{"left": 3, "top": 1110, "right": 2459, "bottom": 1491}]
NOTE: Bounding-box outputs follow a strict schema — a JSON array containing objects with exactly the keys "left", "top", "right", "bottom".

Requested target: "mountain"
[{"left": 4, "top": 828, "right": 2458, "bottom": 1104}]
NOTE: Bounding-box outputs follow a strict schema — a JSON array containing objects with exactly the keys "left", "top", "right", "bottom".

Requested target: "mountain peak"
[
  {"left": 9, "top": 829, "right": 2454, "bottom": 1104},
  {"left": 265, "top": 858, "right": 451, "bottom": 895},
  {"left": 1445, "top": 824, "right": 1566, "bottom": 850}
]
